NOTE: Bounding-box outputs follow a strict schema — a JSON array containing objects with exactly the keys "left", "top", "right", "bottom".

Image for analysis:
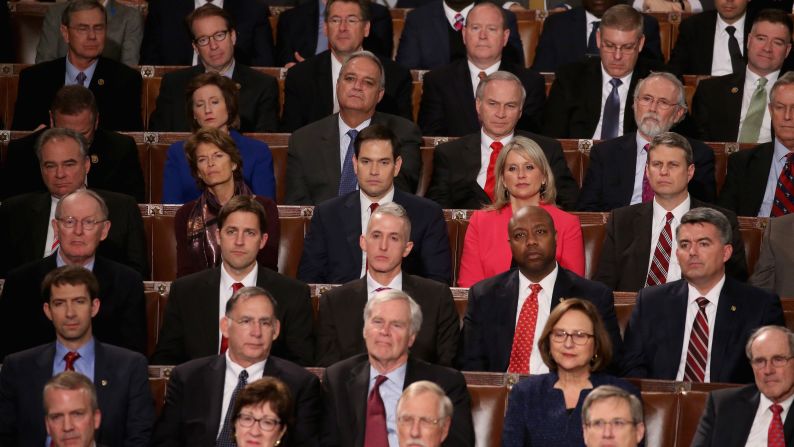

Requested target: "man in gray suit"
[{"left": 750, "top": 214, "right": 794, "bottom": 298}]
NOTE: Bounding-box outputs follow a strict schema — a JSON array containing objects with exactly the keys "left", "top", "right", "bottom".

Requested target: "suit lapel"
[
  {"left": 572, "top": 9, "right": 588, "bottom": 57},
  {"left": 202, "top": 269, "right": 224, "bottom": 352},
  {"left": 550, "top": 267, "right": 574, "bottom": 310},
  {"left": 321, "top": 114, "right": 344, "bottom": 190},
  {"left": 461, "top": 134, "right": 490, "bottom": 204},
  {"left": 710, "top": 278, "right": 740, "bottom": 381},
  {"left": 455, "top": 61, "right": 479, "bottom": 129},
  {"left": 318, "top": 51, "right": 335, "bottom": 115},
  {"left": 702, "top": 12, "right": 718, "bottom": 67},
  {"left": 726, "top": 72, "right": 745, "bottom": 131},
  {"left": 31, "top": 193, "right": 54, "bottom": 259},
  {"left": 628, "top": 204, "right": 654, "bottom": 284},
  {"left": 499, "top": 271, "right": 522, "bottom": 367},
  {"left": 618, "top": 134, "right": 640, "bottom": 204},
  {"left": 342, "top": 192, "right": 364, "bottom": 273},
  {"left": 206, "top": 356, "right": 228, "bottom": 439},
  {"left": 431, "top": 4, "right": 451, "bottom": 62},
  {"left": 731, "top": 386, "right": 761, "bottom": 446},
  {"left": 585, "top": 60, "right": 604, "bottom": 133},
  {"left": 663, "top": 281, "right": 690, "bottom": 379},
  {"left": 346, "top": 360, "right": 371, "bottom": 447},
  {"left": 746, "top": 143, "right": 775, "bottom": 213},
  {"left": 89, "top": 58, "right": 109, "bottom": 103}
]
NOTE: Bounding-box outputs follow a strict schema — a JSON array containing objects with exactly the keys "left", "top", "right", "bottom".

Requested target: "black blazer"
[
  {"left": 322, "top": 354, "right": 475, "bottom": 447},
  {"left": 458, "top": 267, "right": 623, "bottom": 372},
  {"left": 594, "top": 198, "right": 749, "bottom": 293},
  {"left": 148, "top": 63, "right": 279, "bottom": 132},
  {"left": 717, "top": 142, "right": 776, "bottom": 217},
  {"left": 150, "top": 354, "right": 322, "bottom": 447},
  {"left": 425, "top": 130, "right": 580, "bottom": 211},
  {"left": 0, "top": 254, "right": 147, "bottom": 358},
  {"left": 621, "top": 277, "right": 784, "bottom": 382},
  {"left": 151, "top": 265, "right": 315, "bottom": 366},
  {"left": 667, "top": 11, "right": 749, "bottom": 76},
  {"left": 691, "top": 70, "right": 745, "bottom": 142},
  {"left": 576, "top": 132, "right": 717, "bottom": 211},
  {"left": 11, "top": 57, "right": 142, "bottom": 131},
  {"left": 0, "top": 341, "right": 154, "bottom": 446},
  {"left": 418, "top": 58, "right": 546, "bottom": 136}
]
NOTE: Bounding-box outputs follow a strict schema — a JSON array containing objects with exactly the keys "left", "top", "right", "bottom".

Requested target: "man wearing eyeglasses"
[
  {"left": 582, "top": 385, "right": 646, "bottom": 447},
  {"left": 692, "top": 325, "right": 794, "bottom": 446},
  {"left": 396, "top": 381, "right": 453, "bottom": 447},
  {"left": 151, "top": 286, "right": 321, "bottom": 447}
]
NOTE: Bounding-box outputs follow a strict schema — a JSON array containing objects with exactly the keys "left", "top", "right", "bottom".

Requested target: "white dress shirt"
[
  {"left": 759, "top": 140, "right": 793, "bottom": 216},
  {"left": 359, "top": 187, "right": 395, "bottom": 277},
  {"left": 592, "top": 65, "right": 633, "bottom": 140},
  {"left": 746, "top": 393, "right": 794, "bottom": 445},
  {"left": 675, "top": 275, "right": 726, "bottom": 382},
  {"left": 468, "top": 59, "right": 500, "bottom": 97},
  {"left": 218, "top": 352, "right": 265, "bottom": 437},
  {"left": 515, "top": 265, "right": 558, "bottom": 375},
  {"left": 477, "top": 130, "right": 514, "bottom": 188},
  {"left": 442, "top": 2, "right": 474, "bottom": 29},
  {"left": 585, "top": 10, "right": 599, "bottom": 47},
  {"left": 218, "top": 263, "right": 258, "bottom": 351},
  {"left": 711, "top": 14, "right": 746, "bottom": 76},
  {"left": 366, "top": 271, "right": 403, "bottom": 296},
  {"left": 740, "top": 68, "right": 778, "bottom": 144},
  {"left": 646, "top": 195, "right": 690, "bottom": 283}
]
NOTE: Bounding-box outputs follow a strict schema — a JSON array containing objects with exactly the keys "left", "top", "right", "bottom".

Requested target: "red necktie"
[
  {"left": 508, "top": 284, "right": 542, "bottom": 374},
  {"left": 453, "top": 12, "right": 464, "bottom": 31},
  {"left": 364, "top": 375, "right": 389, "bottom": 447},
  {"left": 642, "top": 144, "right": 654, "bottom": 203},
  {"left": 683, "top": 297, "right": 709, "bottom": 382},
  {"left": 645, "top": 212, "right": 674, "bottom": 287},
  {"left": 63, "top": 351, "right": 80, "bottom": 371},
  {"left": 769, "top": 404, "right": 785, "bottom": 447},
  {"left": 771, "top": 152, "right": 794, "bottom": 217},
  {"left": 220, "top": 282, "right": 244, "bottom": 354},
  {"left": 370, "top": 202, "right": 379, "bottom": 213},
  {"left": 478, "top": 71, "right": 487, "bottom": 81},
  {"left": 484, "top": 141, "right": 503, "bottom": 201}
]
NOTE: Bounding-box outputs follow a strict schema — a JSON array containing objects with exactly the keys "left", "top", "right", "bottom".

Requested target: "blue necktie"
[
  {"left": 76, "top": 71, "right": 87, "bottom": 86},
  {"left": 338, "top": 129, "right": 359, "bottom": 195},
  {"left": 600, "top": 78, "right": 622, "bottom": 140},
  {"left": 216, "top": 370, "right": 248, "bottom": 447}
]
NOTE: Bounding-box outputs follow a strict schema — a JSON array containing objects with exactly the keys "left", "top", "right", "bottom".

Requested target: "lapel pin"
[
  {"left": 98, "top": 79, "right": 105, "bottom": 86},
  {"left": 91, "top": 155, "right": 99, "bottom": 164},
  {"left": 730, "top": 87, "right": 739, "bottom": 94},
  {"left": 731, "top": 305, "right": 736, "bottom": 312},
  {"left": 101, "top": 379, "right": 108, "bottom": 386}
]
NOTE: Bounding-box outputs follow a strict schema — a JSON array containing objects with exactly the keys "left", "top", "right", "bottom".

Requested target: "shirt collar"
[
  {"left": 220, "top": 262, "right": 259, "bottom": 291},
  {"left": 773, "top": 138, "right": 793, "bottom": 163},
  {"left": 366, "top": 271, "right": 403, "bottom": 295},
  {"left": 746, "top": 66, "right": 779, "bottom": 86},
  {"left": 467, "top": 59, "right": 501, "bottom": 75},
  {"left": 481, "top": 129, "right": 514, "bottom": 149},
  {"left": 585, "top": 10, "right": 600, "bottom": 28},
  {"left": 652, "top": 193, "right": 691, "bottom": 218},
  {"left": 687, "top": 274, "right": 726, "bottom": 304},
  {"left": 442, "top": 1, "right": 474, "bottom": 28},
  {"left": 369, "top": 359, "right": 408, "bottom": 382},
  {"left": 360, "top": 186, "right": 395, "bottom": 212},
  {"left": 55, "top": 337, "right": 96, "bottom": 365},
  {"left": 636, "top": 132, "right": 651, "bottom": 155},
  {"left": 195, "top": 0, "right": 224, "bottom": 8},
  {"left": 338, "top": 115, "right": 372, "bottom": 135},
  {"left": 716, "top": 12, "right": 745, "bottom": 34},
  {"left": 517, "top": 262, "right": 559, "bottom": 295},
  {"left": 760, "top": 388, "right": 794, "bottom": 408},
  {"left": 225, "top": 351, "right": 266, "bottom": 379},
  {"left": 207, "top": 58, "right": 235, "bottom": 79},
  {"left": 65, "top": 58, "right": 98, "bottom": 86},
  {"left": 55, "top": 249, "right": 96, "bottom": 271},
  {"left": 600, "top": 62, "right": 633, "bottom": 86}
]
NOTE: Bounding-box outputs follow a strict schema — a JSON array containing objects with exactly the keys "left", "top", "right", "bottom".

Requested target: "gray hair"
[
  {"left": 225, "top": 286, "right": 280, "bottom": 317},
  {"left": 36, "top": 127, "right": 88, "bottom": 163},
  {"left": 633, "top": 71, "right": 687, "bottom": 111},
  {"left": 368, "top": 201, "right": 412, "bottom": 241},
  {"left": 648, "top": 131, "right": 694, "bottom": 166},
  {"left": 582, "top": 385, "right": 643, "bottom": 426},
  {"left": 676, "top": 207, "right": 732, "bottom": 245},
  {"left": 61, "top": 0, "right": 106, "bottom": 27},
  {"left": 770, "top": 71, "right": 794, "bottom": 104},
  {"left": 341, "top": 50, "right": 385, "bottom": 91},
  {"left": 475, "top": 70, "right": 526, "bottom": 108},
  {"left": 397, "top": 380, "right": 453, "bottom": 420},
  {"left": 363, "top": 289, "right": 423, "bottom": 336},
  {"left": 44, "top": 371, "right": 98, "bottom": 413},
  {"left": 745, "top": 325, "right": 794, "bottom": 360},
  {"left": 54, "top": 189, "right": 109, "bottom": 221}
]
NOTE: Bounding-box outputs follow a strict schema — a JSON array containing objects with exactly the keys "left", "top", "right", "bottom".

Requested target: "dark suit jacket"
[
  {"left": 594, "top": 198, "right": 748, "bottom": 292},
  {"left": 284, "top": 112, "right": 422, "bottom": 205},
  {"left": 418, "top": 58, "right": 546, "bottom": 136},
  {"left": 691, "top": 384, "right": 794, "bottom": 447},
  {"left": 691, "top": 70, "right": 747, "bottom": 142},
  {"left": 532, "top": 7, "right": 663, "bottom": 73},
  {"left": 621, "top": 277, "right": 784, "bottom": 382},
  {"left": 11, "top": 57, "right": 142, "bottom": 131},
  {"left": 0, "top": 0, "right": 12, "bottom": 65},
  {"left": 717, "top": 142, "right": 776, "bottom": 216},
  {"left": 749, "top": 213, "right": 794, "bottom": 298},
  {"left": 0, "top": 341, "right": 154, "bottom": 446},
  {"left": 0, "top": 189, "right": 149, "bottom": 278},
  {"left": 458, "top": 267, "right": 622, "bottom": 372},
  {"left": 140, "top": 0, "right": 275, "bottom": 66},
  {"left": 667, "top": 11, "right": 749, "bottom": 76},
  {"left": 148, "top": 63, "right": 279, "bottom": 132},
  {"left": 150, "top": 354, "right": 321, "bottom": 447},
  {"left": 298, "top": 189, "right": 452, "bottom": 284},
  {"left": 576, "top": 132, "right": 717, "bottom": 211},
  {"left": 0, "top": 254, "right": 147, "bottom": 359},
  {"left": 322, "top": 354, "right": 474, "bottom": 447},
  {"left": 425, "top": 131, "right": 580, "bottom": 210},
  {"left": 151, "top": 265, "right": 315, "bottom": 366},
  {"left": 1, "top": 128, "right": 145, "bottom": 202},
  {"left": 280, "top": 50, "right": 413, "bottom": 132},
  {"left": 316, "top": 275, "right": 460, "bottom": 367},
  {"left": 275, "top": 0, "right": 394, "bottom": 65},
  {"left": 544, "top": 56, "right": 664, "bottom": 139}
]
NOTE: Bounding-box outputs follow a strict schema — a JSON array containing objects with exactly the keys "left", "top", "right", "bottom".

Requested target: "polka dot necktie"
[
  {"left": 453, "top": 13, "right": 464, "bottom": 31},
  {"left": 771, "top": 152, "right": 794, "bottom": 217},
  {"left": 768, "top": 404, "right": 785, "bottom": 447},
  {"left": 507, "top": 284, "right": 542, "bottom": 374}
]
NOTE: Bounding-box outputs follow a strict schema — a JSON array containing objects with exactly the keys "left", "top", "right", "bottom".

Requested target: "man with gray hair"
[
  {"left": 42, "top": 372, "right": 102, "bottom": 447},
  {"left": 323, "top": 289, "right": 474, "bottom": 447},
  {"left": 622, "top": 207, "right": 784, "bottom": 383},
  {"left": 582, "top": 385, "right": 645, "bottom": 447},
  {"left": 397, "top": 381, "right": 453, "bottom": 447}
]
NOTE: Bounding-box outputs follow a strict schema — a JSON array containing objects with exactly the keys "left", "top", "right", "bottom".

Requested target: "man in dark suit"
[
  {"left": 147, "top": 4, "right": 279, "bottom": 132},
  {"left": 43, "top": 372, "right": 104, "bottom": 447},
  {"left": 280, "top": 0, "right": 412, "bottom": 132},
  {"left": 458, "top": 205, "right": 622, "bottom": 373},
  {"left": 12, "top": 0, "right": 142, "bottom": 131},
  {"left": 140, "top": 0, "right": 274, "bottom": 67},
  {"left": 0, "top": 128, "right": 148, "bottom": 277},
  {"left": 323, "top": 289, "right": 474, "bottom": 447},
  {"left": 299, "top": 124, "right": 452, "bottom": 285},
  {"left": 577, "top": 72, "right": 717, "bottom": 211},
  {"left": 285, "top": 50, "right": 422, "bottom": 205},
  {"left": 691, "top": 325, "right": 794, "bottom": 446},
  {"left": 151, "top": 286, "right": 321, "bottom": 447},
  {"left": 621, "top": 207, "right": 785, "bottom": 383},
  {"left": 594, "top": 132, "right": 747, "bottom": 293},
  {"left": 151, "top": 197, "right": 314, "bottom": 366},
  {"left": 2, "top": 85, "right": 145, "bottom": 202},
  {"left": 0, "top": 265, "right": 154, "bottom": 446},
  {"left": 750, "top": 214, "right": 794, "bottom": 298},
  {"left": 418, "top": 1, "right": 545, "bottom": 136},
  {"left": 426, "top": 71, "right": 579, "bottom": 210}
]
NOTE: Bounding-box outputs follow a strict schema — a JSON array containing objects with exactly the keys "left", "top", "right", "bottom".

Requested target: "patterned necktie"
[
  {"left": 478, "top": 71, "right": 487, "bottom": 81},
  {"left": 587, "top": 21, "right": 600, "bottom": 56},
  {"left": 484, "top": 141, "right": 503, "bottom": 201},
  {"left": 220, "top": 282, "right": 244, "bottom": 354},
  {"left": 508, "top": 284, "right": 542, "bottom": 374},
  {"left": 216, "top": 370, "right": 248, "bottom": 447},
  {"left": 725, "top": 25, "right": 744, "bottom": 75},
  {"left": 738, "top": 77, "right": 768, "bottom": 143},
  {"left": 601, "top": 78, "right": 622, "bottom": 140},
  {"left": 63, "top": 351, "right": 81, "bottom": 371},
  {"left": 683, "top": 297, "right": 710, "bottom": 382},
  {"left": 364, "top": 375, "right": 389, "bottom": 447},
  {"left": 641, "top": 144, "right": 654, "bottom": 203},
  {"left": 769, "top": 404, "right": 785, "bottom": 447},
  {"left": 76, "top": 71, "right": 87, "bottom": 86},
  {"left": 771, "top": 152, "right": 794, "bottom": 217},
  {"left": 339, "top": 129, "right": 359, "bottom": 195},
  {"left": 645, "top": 212, "right": 674, "bottom": 287},
  {"left": 453, "top": 12, "right": 464, "bottom": 31}
]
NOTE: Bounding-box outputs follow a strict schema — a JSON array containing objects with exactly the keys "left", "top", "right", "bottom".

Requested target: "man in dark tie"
[{"left": 43, "top": 372, "right": 103, "bottom": 447}]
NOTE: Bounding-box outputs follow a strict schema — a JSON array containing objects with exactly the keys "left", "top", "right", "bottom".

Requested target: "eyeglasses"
[
  {"left": 636, "top": 95, "right": 679, "bottom": 111},
  {"left": 194, "top": 30, "right": 230, "bottom": 47},
  {"left": 327, "top": 16, "right": 363, "bottom": 26},
  {"left": 585, "top": 418, "right": 636, "bottom": 431},
  {"left": 227, "top": 316, "right": 276, "bottom": 330},
  {"left": 396, "top": 415, "right": 446, "bottom": 429},
  {"left": 69, "top": 24, "right": 106, "bottom": 35},
  {"left": 550, "top": 329, "right": 594, "bottom": 345},
  {"left": 55, "top": 217, "right": 107, "bottom": 230},
  {"left": 751, "top": 355, "right": 793, "bottom": 369},
  {"left": 236, "top": 413, "right": 281, "bottom": 431},
  {"left": 601, "top": 40, "right": 640, "bottom": 54}
]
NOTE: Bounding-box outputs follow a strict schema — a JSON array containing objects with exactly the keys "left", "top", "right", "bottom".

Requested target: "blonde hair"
[{"left": 489, "top": 135, "right": 556, "bottom": 210}]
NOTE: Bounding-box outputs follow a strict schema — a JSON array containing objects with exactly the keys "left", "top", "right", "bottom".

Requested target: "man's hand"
[{"left": 284, "top": 51, "right": 307, "bottom": 70}]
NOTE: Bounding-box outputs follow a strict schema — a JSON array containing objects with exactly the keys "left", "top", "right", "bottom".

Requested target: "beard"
[{"left": 637, "top": 112, "right": 670, "bottom": 138}]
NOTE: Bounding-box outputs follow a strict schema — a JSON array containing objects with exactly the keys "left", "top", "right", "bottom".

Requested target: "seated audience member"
[
  {"left": 750, "top": 214, "right": 794, "bottom": 297},
  {"left": 543, "top": 5, "right": 665, "bottom": 139},
  {"left": 36, "top": 0, "right": 143, "bottom": 66},
  {"left": 43, "top": 372, "right": 103, "bottom": 447},
  {"left": 396, "top": 381, "right": 453, "bottom": 447},
  {"left": 140, "top": 0, "right": 274, "bottom": 66},
  {"left": 161, "top": 73, "right": 276, "bottom": 204},
  {"left": 418, "top": 2, "right": 545, "bottom": 137},
  {"left": 323, "top": 290, "right": 474, "bottom": 447},
  {"left": 12, "top": 0, "right": 142, "bottom": 131},
  {"left": 0, "top": 266, "right": 154, "bottom": 446},
  {"left": 148, "top": 4, "right": 279, "bottom": 133},
  {"left": 2, "top": 85, "right": 145, "bottom": 202},
  {"left": 595, "top": 132, "right": 747, "bottom": 293},
  {"left": 582, "top": 385, "right": 646, "bottom": 447},
  {"left": 285, "top": 50, "right": 421, "bottom": 205},
  {"left": 152, "top": 196, "right": 313, "bottom": 366},
  {"left": 151, "top": 287, "right": 321, "bottom": 447},
  {"left": 299, "top": 125, "right": 451, "bottom": 285},
  {"left": 458, "top": 206, "right": 621, "bottom": 372},
  {"left": 692, "top": 9, "right": 792, "bottom": 144},
  {"left": 457, "top": 137, "right": 585, "bottom": 287},
  {"left": 174, "top": 131, "right": 279, "bottom": 277},
  {"left": 691, "top": 325, "right": 794, "bottom": 446},
  {"left": 622, "top": 207, "right": 785, "bottom": 383},
  {"left": 532, "top": 0, "right": 662, "bottom": 73},
  {"left": 426, "top": 71, "right": 578, "bottom": 210},
  {"left": 0, "top": 128, "right": 147, "bottom": 277},
  {"left": 501, "top": 299, "right": 639, "bottom": 446},
  {"left": 0, "top": 190, "right": 146, "bottom": 358},
  {"left": 316, "top": 202, "right": 458, "bottom": 366},
  {"left": 719, "top": 71, "right": 794, "bottom": 217},
  {"left": 232, "top": 378, "right": 295, "bottom": 447},
  {"left": 577, "top": 73, "right": 717, "bottom": 211}
]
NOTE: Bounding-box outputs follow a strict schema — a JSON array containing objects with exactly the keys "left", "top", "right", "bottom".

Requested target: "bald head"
[{"left": 508, "top": 206, "right": 558, "bottom": 282}]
